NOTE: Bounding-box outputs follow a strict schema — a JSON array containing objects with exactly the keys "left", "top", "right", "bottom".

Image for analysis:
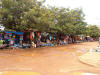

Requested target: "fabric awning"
[{"left": 4, "top": 31, "right": 24, "bottom": 35}]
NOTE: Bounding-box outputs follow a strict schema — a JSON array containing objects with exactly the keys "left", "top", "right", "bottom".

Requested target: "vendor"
[
  {"left": 0, "top": 39, "right": 4, "bottom": 48},
  {"left": 99, "top": 37, "right": 100, "bottom": 45}
]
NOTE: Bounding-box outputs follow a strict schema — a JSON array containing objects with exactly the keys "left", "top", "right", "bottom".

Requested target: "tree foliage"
[
  {"left": 0, "top": 0, "right": 44, "bottom": 31},
  {"left": 52, "top": 7, "right": 87, "bottom": 35},
  {"left": 87, "top": 25, "right": 100, "bottom": 37}
]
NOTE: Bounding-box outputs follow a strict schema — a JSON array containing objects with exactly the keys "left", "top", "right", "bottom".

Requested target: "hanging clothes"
[
  {"left": 37, "top": 39, "right": 40, "bottom": 47},
  {"left": 49, "top": 35, "right": 52, "bottom": 41},
  {"left": 4, "top": 34, "right": 8, "bottom": 39},
  {"left": 0, "top": 33, "right": 2, "bottom": 40},
  {"left": 20, "top": 35, "right": 23, "bottom": 41},
  {"left": 32, "top": 32, "right": 35, "bottom": 38},
  {"left": 37, "top": 32, "right": 40, "bottom": 36}
]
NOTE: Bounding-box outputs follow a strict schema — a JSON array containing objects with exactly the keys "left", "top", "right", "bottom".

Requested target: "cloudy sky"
[{"left": 45, "top": 0, "right": 100, "bottom": 26}]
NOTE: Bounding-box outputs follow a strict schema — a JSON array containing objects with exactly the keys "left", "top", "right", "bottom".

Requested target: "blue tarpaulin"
[{"left": 3, "top": 31, "right": 24, "bottom": 35}]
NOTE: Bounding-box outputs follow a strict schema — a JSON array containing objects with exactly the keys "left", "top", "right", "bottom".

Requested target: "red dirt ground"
[{"left": 0, "top": 42, "right": 99, "bottom": 75}]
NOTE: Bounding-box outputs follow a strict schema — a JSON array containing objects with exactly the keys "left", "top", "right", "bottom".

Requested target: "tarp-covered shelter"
[
  {"left": 4, "top": 31, "right": 24, "bottom": 35},
  {"left": 0, "top": 31, "right": 24, "bottom": 45}
]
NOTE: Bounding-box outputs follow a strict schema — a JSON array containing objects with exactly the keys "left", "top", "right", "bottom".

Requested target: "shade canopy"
[{"left": 3, "top": 31, "right": 24, "bottom": 35}]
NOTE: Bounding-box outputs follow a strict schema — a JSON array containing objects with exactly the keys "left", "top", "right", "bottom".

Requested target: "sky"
[{"left": 45, "top": 0, "right": 100, "bottom": 26}]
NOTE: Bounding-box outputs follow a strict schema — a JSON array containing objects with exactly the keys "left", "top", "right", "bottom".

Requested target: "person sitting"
[{"left": 32, "top": 41, "right": 36, "bottom": 48}]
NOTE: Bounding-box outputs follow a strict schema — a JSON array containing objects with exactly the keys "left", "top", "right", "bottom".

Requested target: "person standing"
[
  {"left": 98, "top": 37, "right": 100, "bottom": 46},
  {"left": 0, "top": 40, "right": 3, "bottom": 48},
  {"left": 10, "top": 39, "right": 14, "bottom": 46}
]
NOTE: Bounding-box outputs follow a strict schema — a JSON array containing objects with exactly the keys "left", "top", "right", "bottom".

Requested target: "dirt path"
[{"left": 0, "top": 42, "right": 100, "bottom": 75}]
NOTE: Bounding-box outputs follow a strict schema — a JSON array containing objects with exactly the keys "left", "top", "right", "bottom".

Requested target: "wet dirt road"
[{"left": 0, "top": 42, "right": 100, "bottom": 75}]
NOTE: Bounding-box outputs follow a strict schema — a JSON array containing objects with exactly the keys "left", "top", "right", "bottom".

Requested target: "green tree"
[
  {"left": 87, "top": 25, "right": 100, "bottom": 37},
  {"left": 0, "top": 0, "right": 44, "bottom": 31},
  {"left": 0, "top": 0, "right": 89, "bottom": 36},
  {"left": 22, "top": 6, "right": 55, "bottom": 32},
  {"left": 52, "top": 7, "right": 86, "bottom": 35}
]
